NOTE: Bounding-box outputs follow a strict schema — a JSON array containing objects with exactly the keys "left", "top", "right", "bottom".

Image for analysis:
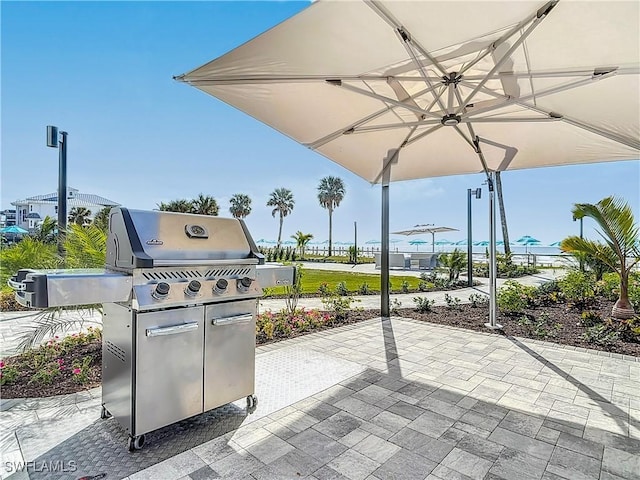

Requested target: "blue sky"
[{"left": 2, "top": 1, "right": 638, "bottom": 247}]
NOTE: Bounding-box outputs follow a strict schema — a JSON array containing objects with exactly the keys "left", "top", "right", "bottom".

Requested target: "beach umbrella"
[
  {"left": 549, "top": 241, "right": 562, "bottom": 247},
  {"left": 516, "top": 235, "right": 541, "bottom": 253},
  {"left": 391, "top": 225, "right": 459, "bottom": 253},
  {"left": 434, "top": 238, "right": 453, "bottom": 245},
  {"left": 178, "top": 1, "right": 640, "bottom": 323},
  {"left": 516, "top": 235, "right": 541, "bottom": 245},
  {"left": 364, "top": 239, "right": 381, "bottom": 245},
  {"left": 474, "top": 240, "right": 490, "bottom": 246},
  {"left": 408, "top": 238, "right": 429, "bottom": 251},
  {"left": 454, "top": 239, "right": 468, "bottom": 246},
  {"left": 0, "top": 225, "right": 28, "bottom": 235}
]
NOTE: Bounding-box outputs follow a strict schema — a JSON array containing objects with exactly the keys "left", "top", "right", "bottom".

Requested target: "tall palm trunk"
[
  {"left": 328, "top": 208, "right": 333, "bottom": 256},
  {"left": 277, "top": 214, "right": 284, "bottom": 246},
  {"left": 495, "top": 172, "right": 511, "bottom": 257}
]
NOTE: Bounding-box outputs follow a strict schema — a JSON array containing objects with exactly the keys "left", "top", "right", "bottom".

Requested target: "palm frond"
[
  {"left": 64, "top": 224, "right": 107, "bottom": 268},
  {"left": 560, "top": 237, "right": 619, "bottom": 271},
  {"left": 16, "top": 305, "right": 102, "bottom": 351}
]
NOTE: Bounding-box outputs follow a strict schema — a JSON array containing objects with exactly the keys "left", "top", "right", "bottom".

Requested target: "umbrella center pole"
[
  {"left": 485, "top": 172, "right": 502, "bottom": 330},
  {"left": 380, "top": 149, "right": 398, "bottom": 319}
]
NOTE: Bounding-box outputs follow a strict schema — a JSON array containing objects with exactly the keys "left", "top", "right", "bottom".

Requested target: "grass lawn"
[{"left": 264, "top": 269, "right": 423, "bottom": 295}]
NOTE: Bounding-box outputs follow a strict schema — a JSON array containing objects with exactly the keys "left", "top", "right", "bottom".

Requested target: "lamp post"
[
  {"left": 46, "top": 126, "right": 68, "bottom": 256},
  {"left": 467, "top": 187, "right": 482, "bottom": 287}
]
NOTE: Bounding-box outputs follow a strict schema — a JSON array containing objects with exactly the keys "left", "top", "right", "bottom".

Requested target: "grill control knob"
[
  {"left": 152, "top": 282, "right": 170, "bottom": 300},
  {"left": 214, "top": 278, "right": 228, "bottom": 294},
  {"left": 185, "top": 280, "right": 201, "bottom": 297},
  {"left": 237, "top": 277, "right": 253, "bottom": 293}
]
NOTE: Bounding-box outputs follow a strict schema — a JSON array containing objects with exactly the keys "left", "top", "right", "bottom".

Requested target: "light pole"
[
  {"left": 47, "top": 126, "right": 68, "bottom": 256},
  {"left": 467, "top": 187, "right": 482, "bottom": 287}
]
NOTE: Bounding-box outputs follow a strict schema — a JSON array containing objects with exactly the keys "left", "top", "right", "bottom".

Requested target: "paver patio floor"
[{"left": 2, "top": 317, "right": 639, "bottom": 480}]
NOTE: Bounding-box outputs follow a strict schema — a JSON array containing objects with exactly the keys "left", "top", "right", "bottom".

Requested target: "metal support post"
[
  {"left": 467, "top": 187, "right": 481, "bottom": 287},
  {"left": 484, "top": 172, "right": 502, "bottom": 330},
  {"left": 380, "top": 149, "right": 398, "bottom": 318}
]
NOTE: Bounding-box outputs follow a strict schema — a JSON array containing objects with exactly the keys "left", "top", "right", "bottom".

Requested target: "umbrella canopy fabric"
[
  {"left": 179, "top": 0, "right": 639, "bottom": 320},
  {"left": 516, "top": 235, "right": 541, "bottom": 245},
  {"left": 1, "top": 225, "right": 28, "bottom": 235},
  {"left": 391, "top": 225, "right": 458, "bottom": 236},
  {"left": 179, "top": 1, "right": 639, "bottom": 184},
  {"left": 392, "top": 225, "right": 459, "bottom": 252},
  {"left": 549, "top": 241, "right": 562, "bottom": 247},
  {"left": 408, "top": 238, "right": 429, "bottom": 245},
  {"left": 434, "top": 238, "right": 453, "bottom": 245}
]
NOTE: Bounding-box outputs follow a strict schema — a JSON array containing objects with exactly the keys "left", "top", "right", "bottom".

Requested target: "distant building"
[
  {"left": 0, "top": 209, "right": 16, "bottom": 228},
  {"left": 11, "top": 187, "right": 120, "bottom": 230}
]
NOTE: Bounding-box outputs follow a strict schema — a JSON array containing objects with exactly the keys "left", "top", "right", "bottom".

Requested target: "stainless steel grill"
[{"left": 9, "top": 207, "right": 294, "bottom": 451}]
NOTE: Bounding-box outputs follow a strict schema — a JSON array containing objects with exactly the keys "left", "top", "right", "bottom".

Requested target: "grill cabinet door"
[
  {"left": 134, "top": 306, "right": 204, "bottom": 435},
  {"left": 204, "top": 300, "right": 256, "bottom": 411}
]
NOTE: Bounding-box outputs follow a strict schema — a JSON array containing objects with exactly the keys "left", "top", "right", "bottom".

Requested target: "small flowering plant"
[
  {"left": 71, "top": 356, "right": 93, "bottom": 385},
  {"left": 256, "top": 308, "right": 331, "bottom": 342},
  {"left": 1, "top": 328, "right": 102, "bottom": 394}
]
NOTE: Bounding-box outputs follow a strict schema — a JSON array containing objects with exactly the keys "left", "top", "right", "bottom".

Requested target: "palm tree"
[
  {"left": 68, "top": 207, "right": 92, "bottom": 226},
  {"left": 0, "top": 237, "right": 59, "bottom": 286},
  {"left": 495, "top": 172, "right": 512, "bottom": 257},
  {"left": 64, "top": 223, "right": 108, "bottom": 268},
  {"left": 92, "top": 207, "right": 113, "bottom": 232},
  {"left": 317, "top": 176, "right": 346, "bottom": 256},
  {"left": 192, "top": 194, "right": 219, "bottom": 216},
  {"left": 266, "top": 188, "right": 295, "bottom": 246},
  {"left": 229, "top": 194, "right": 252, "bottom": 219},
  {"left": 30, "top": 216, "right": 57, "bottom": 244},
  {"left": 157, "top": 199, "right": 194, "bottom": 213},
  {"left": 560, "top": 196, "right": 640, "bottom": 319},
  {"left": 291, "top": 231, "right": 313, "bottom": 258}
]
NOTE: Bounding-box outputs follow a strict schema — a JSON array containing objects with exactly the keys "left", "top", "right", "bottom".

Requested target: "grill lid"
[{"left": 106, "top": 208, "right": 264, "bottom": 269}]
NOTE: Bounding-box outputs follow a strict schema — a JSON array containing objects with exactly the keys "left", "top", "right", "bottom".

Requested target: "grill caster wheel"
[
  {"left": 100, "top": 406, "right": 111, "bottom": 419},
  {"left": 246, "top": 395, "right": 258, "bottom": 414},
  {"left": 128, "top": 435, "right": 145, "bottom": 451}
]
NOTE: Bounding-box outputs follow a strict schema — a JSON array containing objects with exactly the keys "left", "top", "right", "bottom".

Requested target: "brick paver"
[{"left": 2, "top": 315, "right": 639, "bottom": 480}]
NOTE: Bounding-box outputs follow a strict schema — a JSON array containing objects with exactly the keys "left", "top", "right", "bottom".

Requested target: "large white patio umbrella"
[
  {"left": 392, "top": 225, "right": 458, "bottom": 252},
  {"left": 177, "top": 0, "right": 640, "bottom": 324}
]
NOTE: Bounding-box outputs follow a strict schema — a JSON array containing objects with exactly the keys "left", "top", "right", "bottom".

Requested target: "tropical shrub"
[
  {"left": 497, "top": 280, "right": 536, "bottom": 314},
  {"left": 558, "top": 270, "right": 596, "bottom": 308},
  {"left": 517, "top": 312, "right": 562, "bottom": 339},
  {"left": 439, "top": 249, "right": 466, "bottom": 282},
  {"left": 0, "top": 237, "right": 59, "bottom": 288},
  {"left": 561, "top": 196, "right": 639, "bottom": 319},
  {"left": 414, "top": 297, "right": 435, "bottom": 313},
  {"left": 536, "top": 279, "right": 562, "bottom": 305},
  {"left": 256, "top": 308, "right": 329, "bottom": 342},
  {"left": 580, "top": 311, "right": 602, "bottom": 327},
  {"left": 335, "top": 281, "right": 349, "bottom": 296},
  {"left": 583, "top": 324, "right": 620, "bottom": 346},
  {"left": 390, "top": 299, "right": 402, "bottom": 315},
  {"left": 321, "top": 294, "right": 357, "bottom": 321},
  {"left": 358, "top": 282, "right": 371, "bottom": 295},
  {"left": 444, "top": 293, "right": 461, "bottom": 309},
  {"left": 468, "top": 293, "right": 489, "bottom": 308}
]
